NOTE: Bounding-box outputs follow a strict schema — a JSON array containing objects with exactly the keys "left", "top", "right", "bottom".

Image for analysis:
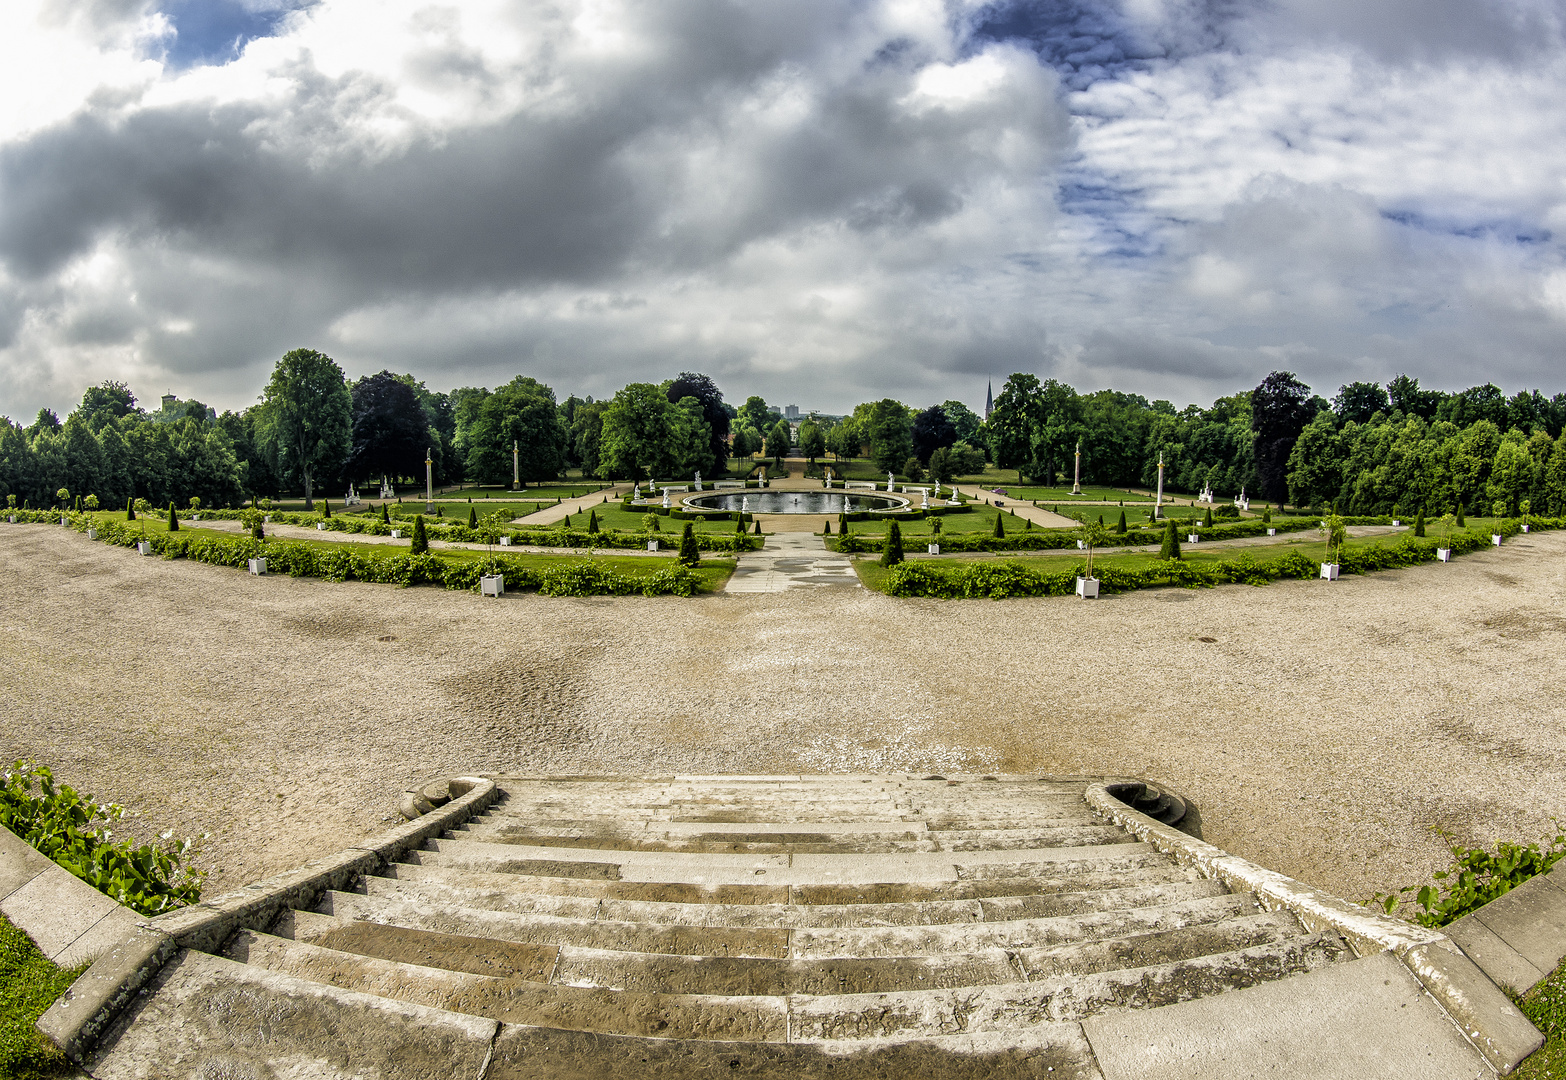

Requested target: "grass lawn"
[
  {"left": 849, "top": 527, "right": 1448, "bottom": 593},
  {"left": 1516, "top": 958, "right": 1566, "bottom": 1078},
  {"left": 81, "top": 515, "right": 737, "bottom": 592},
  {"left": 434, "top": 484, "right": 609, "bottom": 500},
  {"left": 0, "top": 915, "right": 82, "bottom": 1080},
  {"left": 390, "top": 501, "right": 552, "bottom": 521},
  {"left": 977, "top": 484, "right": 1158, "bottom": 503},
  {"left": 587, "top": 503, "right": 759, "bottom": 537}
]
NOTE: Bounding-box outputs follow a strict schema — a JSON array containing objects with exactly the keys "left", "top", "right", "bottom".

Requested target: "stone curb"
[
  {"left": 1084, "top": 783, "right": 1543, "bottom": 1075},
  {"left": 36, "top": 776, "right": 498, "bottom": 1064}
]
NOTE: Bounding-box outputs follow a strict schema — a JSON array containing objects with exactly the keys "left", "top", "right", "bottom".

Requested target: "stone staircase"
[{"left": 74, "top": 774, "right": 1385, "bottom": 1078}]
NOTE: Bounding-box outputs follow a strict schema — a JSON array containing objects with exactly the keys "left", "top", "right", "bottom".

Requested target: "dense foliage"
[{"left": 0, "top": 762, "right": 202, "bottom": 916}]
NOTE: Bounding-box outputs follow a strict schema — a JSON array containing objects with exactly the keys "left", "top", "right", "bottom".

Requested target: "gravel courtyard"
[{"left": 2, "top": 526, "right": 1563, "bottom": 911}]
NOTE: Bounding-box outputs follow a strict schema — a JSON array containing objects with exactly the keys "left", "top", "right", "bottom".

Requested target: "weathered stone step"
[
  {"left": 385, "top": 855, "right": 1195, "bottom": 906},
  {"left": 419, "top": 837, "right": 1147, "bottom": 886},
  {"left": 362, "top": 872, "right": 1222, "bottom": 929},
  {"left": 788, "top": 893, "right": 1261, "bottom": 959},
  {"left": 474, "top": 816, "right": 940, "bottom": 835},
  {"left": 227, "top": 929, "right": 791, "bottom": 1042},
  {"left": 84, "top": 948, "right": 499, "bottom": 1079},
  {"left": 317, "top": 890, "right": 793, "bottom": 958},
  {"left": 788, "top": 933, "right": 1351, "bottom": 1039},
  {"left": 483, "top": 1022, "right": 1102, "bottom": 1079},
  {"left": 452, "top": 819, "right": 1128, "bottom": 854}
]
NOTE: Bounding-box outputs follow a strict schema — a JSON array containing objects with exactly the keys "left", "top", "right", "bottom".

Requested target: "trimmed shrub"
[
  {"left": 754, "top": 520, "right": 762, "bottom": 534},
  {"left": 1456, "top": 505, "right": 1465, "bottom": 527},
  {"left": 822, "top": 519, "right": 831, "bottom": 535},
  {"left": 167, "top": 502, "right": 179, "bottom": 532},
  {"left": 468, "top": 507, "right": 477, "bottom": 529},
  {"left": 587, "top": 510, "right": 599, "bottom": 534},
  {"left": 322, "top": 500, "right": 331, "bottom": 518},
  {"left": 1116, "top": 510, "right": 1127, "bottom": 534},
  {"left": 410, "top": 515, "right": 429, "bottom": 554},
  {"left": 880, "top": 520, "right": 904, "bottom": 567},
  {"left": 126, "top": 497, "right": 135, "bottom": 521},
  {"left": 1415, "top": 512, "right": 1425, "bottom": 537},
  {"left": 993, "top": 513, "right": 1005, "bottom": 539},
  {"left": 1203, "top": 507, "right": 1213, "bottom": 527},
  {"left": 1159, "top": 519, "right": 1181, "bottom": 560},
  {"left": 678, "top": 522, "right": 700, "bottom": 567},
  {"left": 380, "top": 503, "right": 390, "bottom": 524}
]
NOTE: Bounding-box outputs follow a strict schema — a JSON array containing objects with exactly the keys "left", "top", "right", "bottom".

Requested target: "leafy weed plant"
[{"left": 1372, "top": 826, "right": 1566, "bottom": 928}]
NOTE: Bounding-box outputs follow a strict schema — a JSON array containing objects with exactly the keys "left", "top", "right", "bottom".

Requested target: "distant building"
[
  {"left": 985, "top": 381, "right": 993, "bottom": 421},
  {"left": 161, "top": 393, "right": 178, "bottom": 411},
  {"left": 784, "top": 404, "right": 799, "bottom": 420}
]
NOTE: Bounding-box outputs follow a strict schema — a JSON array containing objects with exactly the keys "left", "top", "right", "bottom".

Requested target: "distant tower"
[{"left": 984, "top": 381, "right": 993, "bottom": 421}]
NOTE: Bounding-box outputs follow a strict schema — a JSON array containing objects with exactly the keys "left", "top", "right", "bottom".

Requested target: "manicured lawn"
[
  {"left": 437, "top": 484, "right": 608, "bottom": 500},
  {"left": 1517, "top": 957, "right": 1566, "bottom": 1078},
  {"left": 588, "top": 503, "right": 759, "bottom": 536},
  {"left": 0, "top": 915, "right": 81, "bottom": 1080},
  {"left": 391, "top": 501, "right": 553, "bottom": 521},
  {"left": 978, "top": 485, "right": 1158, "bottom": 503}
]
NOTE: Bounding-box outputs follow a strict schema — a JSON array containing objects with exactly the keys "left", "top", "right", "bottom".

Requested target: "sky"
[{"left": 2, "top": 0, "right": 1565, "bottom": 421}]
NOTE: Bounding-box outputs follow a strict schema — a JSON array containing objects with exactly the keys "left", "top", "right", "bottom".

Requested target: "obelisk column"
[
  {"left": 1155, "top": 453, "right": 1164, "bottom": 519},
  {"left": 1072, "top": 440, "right": 1082, "bottom": 495},
  {"left": 425, "top": 448, "right": 434, "bottom": 512},
  {"left": 513, "top": 440, "right": 520, "bottom": 491}
]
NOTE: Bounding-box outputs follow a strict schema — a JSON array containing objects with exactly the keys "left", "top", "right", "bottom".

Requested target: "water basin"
[{"left": 684, "top": 491, "right": 910, "bottom": 514}]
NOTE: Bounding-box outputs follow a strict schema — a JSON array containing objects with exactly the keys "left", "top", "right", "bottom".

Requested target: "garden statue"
[
  {"left": 694, "top": 471, "right": 702, "bottom": 491},
  {"left": 742, "top": 495, "right": 750, "bottom": 513},
  {"left": 887, "top": 472, "right": 895, "bottom": 491},
  {"left": 921, "top": 491, "right": 929, "bottom": 509},
  {"left": 662, "top": 492, "right": 671, "bottom": 509}
]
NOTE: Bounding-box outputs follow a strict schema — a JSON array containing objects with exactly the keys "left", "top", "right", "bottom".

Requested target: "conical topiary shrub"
[
  {"left": 588, "top": 510, "right": 599, "bottom": 533},
  {"left": 823, "top": 519, "right": 831, "bottom": 535},
  {"left": 753, "top": 520, "right": 762, "bottom": 534},
  {"left": 1414, "top": 512, "right": 1425, "bottom": 537},
  {"left": 880, "top": 520, "right": 904, "bottom": 567},
  {"left": 322, "top": 499, "right": 331, "bottom": 518},
  {"left": 410, "top": 515, "right": 429, "bottom": 554},
  {"left": 678, "top": 522, "right": 700, "bottom": 567},
  {"left": 735, "top": 516, "right": 745, "bottom": 534},
  {"left": 1159, "top": 518, "right": 1182, "bottom": 560},
  {"left": 1116, "top": 509, "right": 1127, "bottom": 534},
  {"left": 1203, "top": 507, "right": 1213, "bottom": 527},
  {"left": 126, "top": 497, "right": 136, "bottom": 521},
  {"left": 1456, "top": 505, "right": 1465, "bottom": 527},
  {"left": 381, "top": 504, "right": 390, "bottom": 524},
  {"left": 563, "top": 512, "right": 572, "bottom": 528},
  {"left": 468, "top": 506, "right": 477, "bottom": 529},
  {"left": 993, "top": 513, "right": 1005, "bottom": 539},
  {"left": 168, "top": 502, "right": 179, "bottom": 531}
]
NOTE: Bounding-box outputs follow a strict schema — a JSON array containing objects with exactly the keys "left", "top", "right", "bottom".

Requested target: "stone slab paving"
[{"left": 725, "top": 532, "right": 860, "bottom": 593}]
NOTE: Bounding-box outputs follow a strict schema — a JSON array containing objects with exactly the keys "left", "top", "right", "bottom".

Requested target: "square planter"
[
  {"left": 60, "top": 516, "right": 68, "bottom": 526},
  {"left": 263, "top": 515, "right": 271, "bottom": 522},
  {"left": 390, "top": 529, "right": 402, "bottom": 539},
  {"left": 87, "top": 527, "right": 96, "bottom": 540},
  {"left": 927, "top": 543, "right": 940, "bottom": 555},
  {"left": 1491, "top": 534, "right": 1502, "bottom": 546},
  {"left": 1437, "top": 548, "right": 1452, "bottom": 562},
  {"left": 480, "top": 574, "right": 504, "bottom": 597},
  {"left": 1320, "top": 563, "right": 1339, "bottom": 580},
  {"left": 1522, "top": 524, "right": 1531, "bottom": 532},
  {"left": 137, "top": 541, "right": 152, "bottom": 556},
  {"left": 500, "top": 536, "right": 512, "bottom": 546},
  {"left": 248, "top": 557, "right": 267, "bottom": 576},
  {"left": 1187, "top": 534, "right": 1199, "bottom": 544},
  {"left": 316, "top": 522, "right": 326, "bottom": 531},
  {"left": 1266, "top": 527, "right": 1276, "bottom": 536},
  {"left": 1391, "top": 519, "right": 1401, "bottom": 526},
  {"left": 647, "top": 540, "right": 660, "bottom": 551},
  {"left": 7, "top": 515, "right": 14, "bottom": 523},
  {"left": 1076, "top": 576, "right": 1099, "bottom": 598},
  {"left": 1076, "top": 539, "right": 1085, "bottom": 549}
]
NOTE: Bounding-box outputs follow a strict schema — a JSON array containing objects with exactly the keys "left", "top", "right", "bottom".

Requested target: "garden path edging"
[
  {"left": 1085, "top": 783, "right": 1543, "bottom": 1074},
  {"left": 0, "top": 824, "right": 144, "bottom": 969},
  {"left": 35, "top": 775, "right": 498, "bottom": 1063},
  {"left": 1444, "top": 865, "right": 1566, "bottom": 995}
]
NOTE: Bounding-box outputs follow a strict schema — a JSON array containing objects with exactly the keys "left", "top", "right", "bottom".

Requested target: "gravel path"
[{"left": 2, "top": 525, "right": 1563, "bottom": 915}]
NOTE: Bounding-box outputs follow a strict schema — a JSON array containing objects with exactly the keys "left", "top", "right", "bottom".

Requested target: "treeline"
[{"left": 3, "top": 345, "right": 1565, "bottom": 518}]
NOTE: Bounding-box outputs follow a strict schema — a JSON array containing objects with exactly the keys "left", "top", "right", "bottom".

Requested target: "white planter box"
[
  {"left": 60, "top": 516, "right": 68, "bottom": 526},
  {"left": 480, "top": 574, "right": 504, "bottom": 597},
  {"left": 87, "top": 528, "right": 96, "bottom": 540},
  {"left": 7, "top": 515, "right": 13, "bottom": 523},
  {"left": 927, "top": 543, "right": 940, "bottom": 555},
  {"left": 1076, "top": 576, "right": 1100, "bottom": 598},
  {"left": 1522, "top": 524, "right": 1530, "bottom": 532},
  {"left": 1187, "top": 534, "right": 1199, "bottom": 544},
  {"left": 390, "top": 529, "right": 402, "bottom": 538},
  {"left": 248, "top": 558, "right": 267, "bottom": 576},
  {"left": 1266, "top": 527, "right": 1276, "bottom": 536},
  {"left": 190, "top": 514, "right": 199, "bottom": 521},
  {"left": 263, "top": 515, "right": 271, "bottom": 523},
  {"left": 1320, "top": 563, "right": 1339, "bottom": 580},
  {"left": 1391, "top": 519, "right": 1400, "bottom": 526},
  {"left": 1437, "top": 548, "right": 1452, "bottom": 562},
  {"left": 316, "top": 522, "right": 326, "bottom": 531},
  {"left": 499, "top": 536, "right": 512, "bottom": 546},
  {"left": 647, "top": 540, "right": 659, "bottom": 551},
  {"left": 1492, "top": 534, "right": 1502, "bottom": 546},
  {"left": 137, "top": 541, "right": 152, "bottom": 555},
  {"left": 1076, "top": 539, "right": 1085, "bottom": 549}
]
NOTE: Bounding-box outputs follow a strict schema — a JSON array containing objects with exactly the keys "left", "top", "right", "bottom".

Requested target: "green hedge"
[
  {"left": 883, "top": 525, "right": 1542, "bottom": 599},
  {"left": 833, "top": 515, "right": 1323, "bottom": 553},
  {"left": 76, "top": 518, "right": 703, "bottom": 595}
]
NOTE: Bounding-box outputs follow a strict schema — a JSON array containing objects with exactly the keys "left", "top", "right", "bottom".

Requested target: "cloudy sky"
[{"left": 2, "top": 0, "right": 1564, "bottom": 420}]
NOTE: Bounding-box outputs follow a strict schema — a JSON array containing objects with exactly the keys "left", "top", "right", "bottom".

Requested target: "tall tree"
[
  {"left": 599, "top": 383, "right": 680, "bottom": 480},
  {"left": 767, "top": 418, "right": 792, "bottom": 463},
  {"left": 256, "top": 348, "right": 352, "bottom": 509},
  {"left": 463, "top": 376, "right": 568, "bottom": 486},
  {"left": 797, "top": 420, "right": 826, "bottom": 461},
  {"left": 1331, "top": 381, "right": 1390, "bottom": 425},
  {"left": 76, "top": 381, "right": 137, "bottom": 432},
  {"left": 738, "top": 396, "right": 775, "bottom": 434},
  {"left": 911, "top": 405, "right": 957, "bottom": 464},
  {"left": 1251, "top": 371, "right": 1317, "bottom": 505},
  {"left": 867, "top": 399, "right": 913, "bottom": 474},
  {"left": 666, "top": 373, "right": 731, "bottom": 477},
  {"left": 941, "top": 400, "right": 983, "bottom": 443},
  {"left": 986, "top": 374, "right": 1042, "bottom": 472},
  {"left": 349, "top": 371, "right": 428, "bottom": 488}
]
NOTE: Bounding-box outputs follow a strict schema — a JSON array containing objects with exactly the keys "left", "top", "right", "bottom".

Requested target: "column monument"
[
  {"left": 1154, "top": 452, "right": 1164, "bottom": 519},
  {"left": 512, "top": 440, "right": 520, "bottom": 491},
  {"left": 1071, "top": 440, "right": 1082, "bottom": 495},
  {"left": 425, "top": 448, "right": 434, "bottom": 513}
]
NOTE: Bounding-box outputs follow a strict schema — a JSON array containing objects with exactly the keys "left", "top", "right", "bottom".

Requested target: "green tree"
[
  {"left": 1486, "top": 431, "right": 1532, "bottom": 517},
  {"left": 348, "top": 371, "right": 428, "bottom": 489},
  {"left": 767, "top": 419, "right": 792, "bottom": 464},
  {"left": 665, "top": 373, "right": 731, "bottom": 476},
  {"left": 257, "top": 348, "right": 352, "bottom": 510},
  {"left": 880, "top": 520, "right": 904, "bottom": 567},
  {"left": 992, "top": 511, "right": 1005, "bottom": 539},
  {"left": 1116, "top": 509, "right": 1127, "bottom": 534},
  {"left": 678, "top": 521, "right": 700, "bottom": 566},
  {"left": 462, "top": 376, "right": 568, "bottom": 487},
  {"left": 738, "top": 396, "right": 774, "bottom": 434},
  {"left": 410, "top": 514, "right": 429, "bottom": 554},
  {"left": 1159, "top": 519, "right": 1182, "bottom": 560},
  {"left": 167, "top": 502, "right": 179, "bottom": 531},
  {"left": 867, "top": 400, "right": 912, "bottom": 474},
  {"left": 797, "top": 421, "right": 826, "bottom": 461}
]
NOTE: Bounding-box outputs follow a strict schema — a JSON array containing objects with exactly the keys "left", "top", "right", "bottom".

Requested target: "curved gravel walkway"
[{"left": 2, "top": 525, "right": 1564, "bottom": 920}]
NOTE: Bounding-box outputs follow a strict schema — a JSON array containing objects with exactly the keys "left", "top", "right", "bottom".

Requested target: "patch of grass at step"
[
  {"left": 0, "top": 915, "right": 84, "bottom": 1080},
  {"left": 1516, "top": 959, "right": 1566, "bottom": 1078}
]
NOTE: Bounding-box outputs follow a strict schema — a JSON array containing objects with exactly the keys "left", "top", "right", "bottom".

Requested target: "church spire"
[{"left": 985, "top": 380, "right": 993, "bottom": 421}]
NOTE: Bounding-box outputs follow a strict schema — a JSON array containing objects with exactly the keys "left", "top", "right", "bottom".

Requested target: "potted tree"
[
  {"left": 1437, "top": 513, "right": 1455, "bottom": 562},
  {"left": 57, "top": 487, "right": 70, "bottom": 525},
  {"left": 1491, "top": 501, "right": 1506, "bottom": 546},
  {"left": 188, "top": 496, "right": 201, "bottom": 522},
  {"left": 480, "top": 520, "right": 504, "bottom": 596},
  {"left": 1320, "top": 514, "right": 1345, "bottom": 580},
  {"left": 928, "top": 517, "right": 941, "bottom": 555},
  {"left": 1077, "top": 519, "right": 1109, "bottom": 598},
  {"left": 1521, "top": 499, "right": 1531, "bottom": 533},
  {"left": 7, "top": 494, "right": 15, "bottom": 523},
  {"left": 644, "top": 512, "right": 660, "bottom": 551}
]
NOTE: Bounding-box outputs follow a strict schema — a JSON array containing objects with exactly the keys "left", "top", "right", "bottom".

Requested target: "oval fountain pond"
[{"left": 683, "top": 490, "right": 910, "bottom": 514}]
